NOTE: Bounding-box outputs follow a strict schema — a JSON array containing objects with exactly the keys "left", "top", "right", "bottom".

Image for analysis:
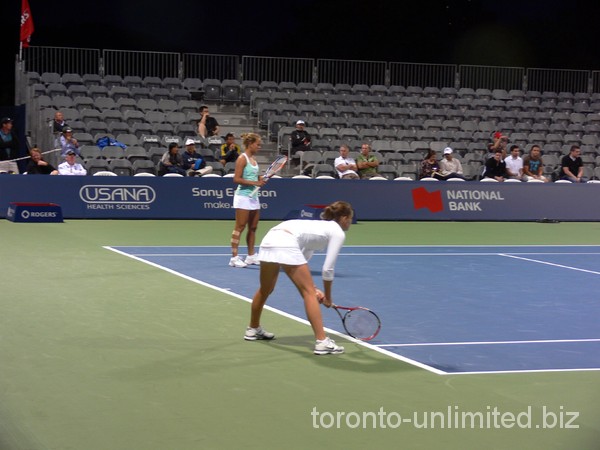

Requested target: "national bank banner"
[{"left": 1, "top": 176, "right": 600, "bottom": 221}]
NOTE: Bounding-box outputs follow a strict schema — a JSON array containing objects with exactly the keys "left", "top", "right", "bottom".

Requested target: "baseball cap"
[
  {"left": 296, "top": 120, "right": 305, "bottom": 125},
  {"left": 443, "top": 147, "right": 453, "bottom": 155},
  {"left": 65, "top": 150, "right": 76, "bottom": 156},
  {"left": 1, "top": 117, "right": 13, "bottom": 125},
  {"left": 185, "top": 138, "right": 196, "bottom": 146},
  {"left": 63, "top": 127, "right": 73, "bottom": 133}
]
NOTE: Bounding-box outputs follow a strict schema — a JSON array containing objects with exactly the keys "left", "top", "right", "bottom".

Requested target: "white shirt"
[
  {"left": 58, "top": 161, "right": 87, "bottom": 176},
  {"left": 272, "top": 219, "right": 346, "bottom": 281},
  {"left": 334, "top": 156, "right": 358, "bottom": 178},
  {"left": 504, "top": 155, "right": 523, "bottom": 177},
  {"left": 439, "top": 157, "right": 463, "bottom": 176}
]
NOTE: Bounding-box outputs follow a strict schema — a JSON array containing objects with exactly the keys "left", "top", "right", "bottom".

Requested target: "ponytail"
[{"left": 320, "top": 201, "right": 353, "bottom": 222}]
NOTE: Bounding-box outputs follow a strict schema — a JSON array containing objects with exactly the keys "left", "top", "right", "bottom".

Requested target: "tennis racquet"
[
  {"left": 250, "top": 155, "right": 287, "bottom": 196},
  {"left": 332, "top": 304, "right": 381, "bottom": 341}
]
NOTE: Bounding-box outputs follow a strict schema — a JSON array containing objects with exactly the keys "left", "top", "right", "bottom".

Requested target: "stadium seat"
[
  {"left": 312, "top": 163, "right": 336, "bottom": 178},
  {"left": 86, "top": 160, "right": 110, "bottom": 175},
  {"left": 241, "top": 81, "right": 259, "bottom": 103},
  {"left": 108, "top": 159, "right": 134, "bottom": 176},
  {"left": 203, "top": 79, "right": 222, "bottom": 101},
  {"left": 222, "top": 80, "right": 241, "bottom": 102},
  {"left": 125, "top": 146, "right": 149, "bottom": 163}
]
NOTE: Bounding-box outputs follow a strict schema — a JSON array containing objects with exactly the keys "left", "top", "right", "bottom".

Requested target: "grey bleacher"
[{"left": 24, "top": 64, "right": 600, "bottom": 179}]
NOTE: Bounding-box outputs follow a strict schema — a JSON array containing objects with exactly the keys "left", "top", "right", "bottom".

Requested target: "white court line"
[
  {"left": 377, "top": 338, "right": 600, "bottom": 347},
  {"left": 129, "top": 252, "right": 600, "bottom": 258},
  {"left": 103, "top": 246, "right": 446, "bottom": 376},
  {"left": 499, "top": 253, "right": 600, "bottom": 276}
]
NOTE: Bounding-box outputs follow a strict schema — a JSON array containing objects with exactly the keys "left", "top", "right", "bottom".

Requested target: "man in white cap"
[
  {"left": 439, "top": 147, "right": 465, "bottom": 180},
  {"left": 290, "top": 119, "right": 311, "bottom": 157},
  {"left": 58, "top": 150, "right": 87, "bottom": 175},
  {"left": 182, "top": 138, "right": 213, "bottom": 176}
]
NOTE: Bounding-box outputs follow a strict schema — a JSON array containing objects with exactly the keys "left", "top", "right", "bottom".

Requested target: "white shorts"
[
  {"left": 258, "top": 229, "right": 307, "bottom": 266},
  {"left": 233, "top": 194, "right": 260, "bottom": 210}
]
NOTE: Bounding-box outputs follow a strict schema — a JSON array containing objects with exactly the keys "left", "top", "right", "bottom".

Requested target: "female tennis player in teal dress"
[
  {"left": 229, "top": 133, "right": 266, "bottom": 268},
  {"left": 244, "top": 201, "right": 354, "bottom": 355}
]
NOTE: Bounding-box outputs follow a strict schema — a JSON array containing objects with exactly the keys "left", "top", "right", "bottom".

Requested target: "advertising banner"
[{"left": 1, "top": 176, "right": 599, "bottom": 221}]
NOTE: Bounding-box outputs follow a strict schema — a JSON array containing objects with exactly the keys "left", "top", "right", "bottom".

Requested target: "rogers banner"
[{"left": 1, "top": 176, "right": 600, "bottom": 221}]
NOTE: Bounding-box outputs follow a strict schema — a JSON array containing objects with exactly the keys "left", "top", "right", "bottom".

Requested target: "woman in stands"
[
  {"left": 244, "top": 201, "right": 353, "bottom": 355},
  {"left": 229, "top": 133, "right": 266, "bottom": 268},
  {"left": 420, "top": 149, "right": 444, "bottom": 180}
]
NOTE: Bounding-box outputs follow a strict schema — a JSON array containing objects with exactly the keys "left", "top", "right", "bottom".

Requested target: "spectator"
[
  {"left": 53, "top": 111, "right": 67, "bottom": 133},
  {"left": 482, "top": 149, "right": 508, "bottom": 181},
  {"left": 290, "top": 120, "right": 311, "bottom": 156},
  {"left": 197, "top": 105, "right": 219, "bottom": 138},
  {"left": 220, "top": 133, "right": 242, "bottom": 165},
  {"left": 560, "top": 145, "right": 587, "bottom": 183},
  {"left": 504, "top": 145, "right": 524, "bottom": 181},
  {"left": 490, "top": 131, "right": 509, "bottom": 159},
  {"left": 420, "top": 150, "right": 444, "bottom": 180},
  {"left": 58, "top": 150, "right": 87, "bottom": 175},
  {"left": 334, "top": 144, "right": 359, "bottom": 179},
  {"left": 59, "top": 127, "right": 80, "bottom": 157},
  {"left": 523, "top": 145, "right": 549, "bottom": 182},
  {"left": 158, "top": 142, "right": 186, "bottom": 176},
  {"left": 356, "top": 143, "right": 380, "bottom": 179},
  {"left": 0, "top": 117, "right": 20, "bottom": 174},
  {"left": 182, "top": 138, "right": 213, "bottom": 176},
  {"left": 26, "top": 148, "right": 58, "bottom": 175},
  {"left": 439, "top": 147, "right": 465, "bottom": 180}
]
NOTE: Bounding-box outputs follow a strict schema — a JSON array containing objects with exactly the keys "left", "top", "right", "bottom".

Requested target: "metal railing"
[
  {"left": 389, "top": 62, "right": 456, "bottom": 89},
  {"left": 22, "top": 46, "right": 101, "bottom": 76},
  {"left": 242, "top": 56, "right": 314, "bottom": 84},
  {"left": 103, "top": 49, "right": 180, "bottom": 79},
  {"left": 183, "top": 53, "right": 239, "bottom": 81},
  {"left": 526, "top": 68, "right": 591, "bottom": 94},
  {"left": 317, "top": 59, "right": 387, "bottom": 86},
  {"left": 592, "top": 72, "right": 600, "bottom": 94},
  {"left": 18, "top": 46, "right": 600, "bottom": 94},
  {"left": 459, "top": 65, "right": 525, "bottom": 91}
]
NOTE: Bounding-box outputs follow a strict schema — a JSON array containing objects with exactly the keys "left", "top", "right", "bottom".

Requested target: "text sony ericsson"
[
  {"left": 447, "top": 189, "right": 505, "bottom": 212},
  {"left": 191, "top": 188, "right": 277, "bottom": 199}
]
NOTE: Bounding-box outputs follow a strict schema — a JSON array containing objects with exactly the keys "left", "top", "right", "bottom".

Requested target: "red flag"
[{"left": 20, "top": 0, "right": 34, "bottom": 48}]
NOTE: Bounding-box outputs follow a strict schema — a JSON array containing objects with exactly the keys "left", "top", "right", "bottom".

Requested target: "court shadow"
[{"left": 268, "top": 335, "right": 421, "bottom": 374}]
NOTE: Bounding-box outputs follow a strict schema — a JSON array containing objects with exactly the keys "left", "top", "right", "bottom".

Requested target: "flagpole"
[{"left": 19, "top": 41, "right": 23, "bottom": 62}]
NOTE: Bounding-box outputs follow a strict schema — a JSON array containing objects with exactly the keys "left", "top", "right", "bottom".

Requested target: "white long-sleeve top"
[
  {"left": 272, "top": 219, "right": 346, "bottom": 281},
  {"left": 58, "top": 161, "right": 87, "bottom": 176}
]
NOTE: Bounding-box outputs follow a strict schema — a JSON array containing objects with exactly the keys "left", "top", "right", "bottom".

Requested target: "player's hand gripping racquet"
[
  {"left": 332, "top": 304, "right": 381, "bottom": 341},
  {"left": 251, "top": 155, "right": 287, "bottom": 196}
]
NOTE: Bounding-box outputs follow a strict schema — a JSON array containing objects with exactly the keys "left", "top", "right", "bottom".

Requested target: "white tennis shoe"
[
  {"left": 244, "top": 326, "right": 275, "bottom": 341},
  {"left": 244, "top": 254, "right": 260, "bottom": 265},
  {"left": 314, "top": 337, "right": 344, "bottom": 355},
  {"left": 229, "top": 256, "right": 247, "bottom": 268}
]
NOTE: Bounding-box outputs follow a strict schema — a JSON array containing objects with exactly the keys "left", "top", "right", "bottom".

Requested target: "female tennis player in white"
[
  {"left": 244, "top": 201, "right": 353, "bottom": 355},
  {"left": 229, "top": 133, "right": 266, "bottom": 268}
]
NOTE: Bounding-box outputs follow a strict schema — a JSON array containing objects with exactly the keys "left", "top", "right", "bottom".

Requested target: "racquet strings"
[
  {"left": 344, "top": 309, "right": 380, "bottom": 340},
  {"left": 264, "top": 156, "right": 287, "bottom": 178}
]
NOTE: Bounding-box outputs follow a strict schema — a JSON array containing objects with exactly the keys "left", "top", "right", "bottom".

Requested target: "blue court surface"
[{"left": 106, "top": 245, "right": 600, "bottom": 375}]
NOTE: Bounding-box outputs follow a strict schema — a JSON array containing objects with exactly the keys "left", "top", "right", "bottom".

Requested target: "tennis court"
[
  {"left": 107, "top": 244, "right": 600, "bottom": 375},
  {"left": 1, "top": 220, "right": 599, "bottom": 449}
]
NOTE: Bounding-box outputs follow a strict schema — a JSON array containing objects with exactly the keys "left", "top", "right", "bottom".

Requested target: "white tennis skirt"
[
  {"left": 233, "top": 194, "right": 260, "bottom": 210},
  {"left": 259, "top": 229, "right": 307, "bottom": 266}
]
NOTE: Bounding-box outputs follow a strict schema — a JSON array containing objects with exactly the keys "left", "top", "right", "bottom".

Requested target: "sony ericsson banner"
[
  {"left": 6, "top": 202, "right": 63, "bottom": 223},
  {"left": 1, "top": 176, "right": 600, "bottom": 221}
]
